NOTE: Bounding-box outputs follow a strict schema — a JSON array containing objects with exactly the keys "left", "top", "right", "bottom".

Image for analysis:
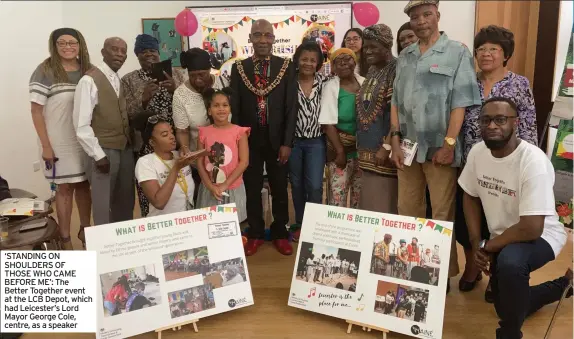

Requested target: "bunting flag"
[
  {"left": 213, "top": 28, "right": 218, "bottom": 33},
  {"left": 229, "top": 26, "right": 234, "bottom": 32},
  {"left": 234, "top": 24, "right": 239, "bottom": 29},
  {"left": 243, "top": 16, "right": 250, "bottom": 22},
  {"left": 301, "top": 19, "right": 307, "bottom": 25},
  {"left": 296, "top": 16, "right": 301, "bottom": 22},
  {"left": 233, "top": 207, "right": 238, "bottom": 213},
  {"left": 210, "top": 206, "right": 217, "bottom": 212},
  {"left": 289, "top": 15, "right": 295, "bottom": 22},
  {"left": 217, "top": 206, "right": 224, "bottom": 212},
  {"left": 207, "top": 27, "right": 212, "bottom": 33},
  {"left": 224, "top": 28, "right": 228, "bottom": 33},
  {"left": 273, "top": 23, "right": 279, "bottom": 29},
  {"left": 416, "top": 218, "right": 427, "bottom": 224},
  {"left": 307, "top": 21, "right": 312, "bottom": 27},
  {"left": 224, "top": 207, "right": 232, "bottom": 213},
  {"left": 442, "top": 228, "right": 453, "bottom": 237},
  {"left": 202, "top": 26, "right": 207, "bottom": 32},
  {"left": 284, "top": 19, "right": 290, "bottom": 24},
  {"left": 238, "top": 20, "right": 244, "bottom": 26},
  {"left": 434, "top": 224, "right": 444, "bottom": 233},
  {"left": 427, "top": 220, "right": 435, "bottom": 229}
]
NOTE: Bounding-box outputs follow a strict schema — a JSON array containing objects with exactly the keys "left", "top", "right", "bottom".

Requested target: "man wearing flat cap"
[
  {"left": 121, "top": 34, "right": 184, "bottom": 217},
  {"left": 231, "top": 19, "right": 298, "bottom": 257},
  {"left": 390, "top": 0, "right": 481, "bottom": 292}
]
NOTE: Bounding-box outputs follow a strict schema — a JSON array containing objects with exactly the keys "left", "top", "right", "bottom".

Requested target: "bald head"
[
  {"left": 251, "top": 19, "right": 272, "bottom": 34},
  {"left": 101, "top": 36, "right": 127, "bottom": 72},
  {"left": 250, "top": 19, "right": 274, "bottom": 58}
]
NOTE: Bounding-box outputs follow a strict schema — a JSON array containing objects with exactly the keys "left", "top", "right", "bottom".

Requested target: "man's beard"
[{"left": 484, "top": 132, "right": 512, "bottom": 150}]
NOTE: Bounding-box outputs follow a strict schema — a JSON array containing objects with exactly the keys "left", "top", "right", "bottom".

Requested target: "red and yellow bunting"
[
  {"left": 416, "top": 218, "right": 452, "bottom": 237},
  {"left": 201, "top": 15, "right": 335, "bottom": 32}
]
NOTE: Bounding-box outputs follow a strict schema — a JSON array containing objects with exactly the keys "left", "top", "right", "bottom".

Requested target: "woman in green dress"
[{"left": 318, "top": 48, "right": 364, "bottom": 207}]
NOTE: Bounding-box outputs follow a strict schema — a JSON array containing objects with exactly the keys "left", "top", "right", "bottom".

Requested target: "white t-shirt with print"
[
  {"left": 458, "top": 141, "right": 567, "bottom": 257},
  {"left": 135, "top": 151, "right": 195, "bottom": 217}
]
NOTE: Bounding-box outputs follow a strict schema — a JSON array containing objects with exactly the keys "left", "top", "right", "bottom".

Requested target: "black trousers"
[{"left": 244, "top": 130, "right": 289, "bottom": 240}]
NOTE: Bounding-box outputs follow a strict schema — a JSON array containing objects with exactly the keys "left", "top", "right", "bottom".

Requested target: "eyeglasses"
[
  {"left": 334, "top": 55, "right": 354, "bottom": 66},
  {"left": 345, "top": 36, "right": 361, "bottom": 43},
  {"left": 251, "top": 32, "right": 275, "bottom": 41},
  {"left": 476, "top": 47, "right": 502, "bottom": 55},
  {"left": 479, "top": 115, "right": 517, "bottom": 127},
  {"left": 56, "top": 40, "right": 79, "bottom": 48}
]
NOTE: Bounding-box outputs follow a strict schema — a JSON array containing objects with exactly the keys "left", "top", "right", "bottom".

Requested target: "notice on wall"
[
  {"left": 288, "top": 203, "right": 452, "bottom": 339},
  {"left": 85, "top": 204, "right": 253, "bottom": 339},
  {"left": 1, "top": 251, "right": 96, "bottom": 333}
]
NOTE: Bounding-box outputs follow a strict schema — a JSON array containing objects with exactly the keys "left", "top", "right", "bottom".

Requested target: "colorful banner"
[
  {"left": 85, "top": 204, "right": 253, "bottom": 339},
  {"left": 289, "top": 203, "right": 452, "bottom": 339},
  {"left": 551, "top": 120, "right": 574, "bottom": 228},
  {"left": 187, "top": 4, "right": 352, "bottom": 79}
]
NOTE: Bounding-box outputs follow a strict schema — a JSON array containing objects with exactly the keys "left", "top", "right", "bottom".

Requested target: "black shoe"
[
  {"left": 485, "top": 279, "right": 495, "bottom": 303},
  {"left": 459, "top": 272, "right": 483, "bottom": 292}
]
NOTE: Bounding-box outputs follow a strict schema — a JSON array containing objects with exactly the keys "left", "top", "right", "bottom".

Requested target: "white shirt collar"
[{"left": 98, "top": 62, "right": 120, "bottom": 79}]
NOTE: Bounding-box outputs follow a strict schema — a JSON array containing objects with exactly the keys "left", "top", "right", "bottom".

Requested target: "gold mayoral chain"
[{"left": 236, "top": 58, "right": 290, "bottom": 97}]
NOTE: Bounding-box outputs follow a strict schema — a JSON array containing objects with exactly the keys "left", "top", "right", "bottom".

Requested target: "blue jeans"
[
  {"left": 288, "top": 136, "right": 326, "bottom": 224},
  {"left": 491, "top": 237, "right": 568, "bottom": 339}
]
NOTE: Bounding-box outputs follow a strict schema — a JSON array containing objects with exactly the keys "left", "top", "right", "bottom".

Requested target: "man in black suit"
[{"left": 231, "top": 19, "right": 297, "bottom": 256}]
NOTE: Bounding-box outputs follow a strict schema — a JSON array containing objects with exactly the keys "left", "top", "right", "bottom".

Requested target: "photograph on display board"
[
  {"left": 295, "top": 241, "right": 360, "bottom": 291},
  {"left": 168, "top": 284, "right": 216, "bottom": 319},
  {"left": 302, "top": 24, "right": 335, "bottom": 61},
  {"left": 142, "top": 18, "right": 184, "bottom": 67},
  {"left": 374, "top": 280, "right": 430, "bottom": 324},
  {"left": 370, "top": 232, "right": 442, "bottom": 286},
  {"left": 203, "top": 257, "right": 247, "bottom": 289},
  {"left": 99, "top": 265, "right": 161, "bottom": 317},
  {"left": 162, "top": 246, "right": 210, "bottom": 282},
  {"left": 203, "top": 32, "right": 238, "bottom": 70}
]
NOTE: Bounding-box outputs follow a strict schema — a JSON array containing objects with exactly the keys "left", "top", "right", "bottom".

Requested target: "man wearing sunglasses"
[
  {"left": 458, "top": 97, "right": 571, "bottom": 339},
  {"left": 231, "top": 19, "right": 297, "bottom": 256}
]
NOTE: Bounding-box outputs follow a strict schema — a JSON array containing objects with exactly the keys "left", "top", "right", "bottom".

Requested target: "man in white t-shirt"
[{"left": 459, "top": 97, "right": 572, "bottom": 339}]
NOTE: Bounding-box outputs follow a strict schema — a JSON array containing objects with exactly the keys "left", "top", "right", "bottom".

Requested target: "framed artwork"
[{"left": 141, "top": 18, "right": 184, "bottom": 67}]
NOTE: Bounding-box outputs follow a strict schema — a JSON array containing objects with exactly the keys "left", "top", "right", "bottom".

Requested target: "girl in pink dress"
[{"left": 197, "top": 88, "right": 249, "bottom": 221}]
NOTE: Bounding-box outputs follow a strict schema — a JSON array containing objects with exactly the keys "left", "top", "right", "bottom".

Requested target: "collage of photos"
[
  {"left": 374, "top": 280, "right": 430, "bottom": 324},
  {"left": 296, "top": 241, "right": 360, "bottom": 291},
  {"left": 100, "top": 265, "right": 161, "bottom": 317},
  {"left": 302, "top": 24, "right": 335, "bottom": 62},
  {"left": 370, "top": 232, "right": 442, "bottom": 286},
  {"left": 168, "top": 284, "right": 216, "bottom": 319},
  {"left": 162, "top": 246, "right": 210, "bottom": 282},
  {"left": 203, "top": 257, "right": 247, "bottom": 289}
]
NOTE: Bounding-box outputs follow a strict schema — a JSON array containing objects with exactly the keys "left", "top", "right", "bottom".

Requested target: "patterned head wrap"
[
  {"left": 363, "top": 24, "right": 394, "bottom": 50},
  {"left": 329, "top": 48, "right": 357, "bottom": 63},
  {"left": 134, "top": 34, "right": 159, "bottom": 55}
]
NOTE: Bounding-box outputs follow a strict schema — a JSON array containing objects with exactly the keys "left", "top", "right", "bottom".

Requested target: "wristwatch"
[
  {"left": 382, "top": 144, "right": 392, "bottom": 151},
  {"left": 479, "top": 239, "right": 488, "bottom": 251},
  {"left": 390, "top": 131, "right": 402, "bottom": 138},
  {"left": 444, "top": 137, "right": 456, "bottom": 147}
]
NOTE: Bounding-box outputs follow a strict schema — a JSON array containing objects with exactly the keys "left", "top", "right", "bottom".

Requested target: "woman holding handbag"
[{"left": 318, "top": 48, "right": 364, "bottom": 208}]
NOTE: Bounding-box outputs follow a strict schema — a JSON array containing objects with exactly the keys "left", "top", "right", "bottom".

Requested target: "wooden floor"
[{"left": 21, "top": 194, "right": 573, "bottom": 339}]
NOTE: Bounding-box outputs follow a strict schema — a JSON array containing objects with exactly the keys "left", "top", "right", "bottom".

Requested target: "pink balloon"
[
  {"left": 353, "top": 2, "right": 380, "bottom": 27},
  {"left": 175, "top": 9, "right": 198, "bottom": 37}
]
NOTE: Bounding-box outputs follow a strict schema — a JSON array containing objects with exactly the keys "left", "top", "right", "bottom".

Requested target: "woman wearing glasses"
[
  {"left": 319, "top": 48, "right": 364, "bottom": 208},
  {"left": 457, "top": 25, "right": 538, "bottom": 297},
  {"left": 29, "top": 28, "right": 92, "bottom": 250},
  {"left": 135, "top": 115, "right": 203, "bottom": 217},
  {"left": 341, "top": 28, "right": 367, "bottom": 76}
]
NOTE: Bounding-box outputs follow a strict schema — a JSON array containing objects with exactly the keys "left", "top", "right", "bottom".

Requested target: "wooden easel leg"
[
  {"left": 382, "top": 332, "right": 387, "bottom": 339},
  {"left": 193, "top": 321, "right": 199, "bottom": 332},
  {"left": 346, "top": 323, "right": 352, "bottom": 334},
  {"left": 157, "top": 331, "right": 161, "bottom": 339}
]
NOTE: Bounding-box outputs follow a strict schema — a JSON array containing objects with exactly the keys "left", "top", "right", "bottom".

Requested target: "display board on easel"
[
  {"left": 86, "top": 204, "right": 253, "bottom": 339},
  {"left": 288, "top": 203, "right": 453, "bottom": 339}
]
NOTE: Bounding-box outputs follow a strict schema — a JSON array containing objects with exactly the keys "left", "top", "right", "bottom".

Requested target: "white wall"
[
  {"left": 352, "top": 1, "right": 477, "bottom": 56},
  {"left": 0, "top": 1, "right": 64, "bottom": 199},
  {"left": 1, "top": 1, "right": 476, "bottom": 198}
]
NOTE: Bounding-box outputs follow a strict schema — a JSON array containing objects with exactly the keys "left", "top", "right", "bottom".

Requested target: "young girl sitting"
[{"left": 196, "top": 88, "right": 249, "bottom": 222}]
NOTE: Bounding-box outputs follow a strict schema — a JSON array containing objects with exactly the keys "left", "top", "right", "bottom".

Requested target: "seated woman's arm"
[
  {"left": 136, "top": 158, "right": 181, "bottom": 210},
  {"left": 172, "top": 93, "right": 191, "bottom": 154}
]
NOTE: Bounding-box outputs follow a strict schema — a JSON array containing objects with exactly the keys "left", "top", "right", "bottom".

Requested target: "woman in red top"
[{"left": 103, "top": 276, "right": 130, "bottom": 316}]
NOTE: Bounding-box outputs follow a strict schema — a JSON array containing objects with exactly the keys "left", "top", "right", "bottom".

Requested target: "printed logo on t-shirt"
[{"left": 477, "top": 175, "right": 517, "bottom": 198}]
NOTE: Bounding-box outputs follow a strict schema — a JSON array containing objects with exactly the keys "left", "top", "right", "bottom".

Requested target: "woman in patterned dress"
[
  {"left": 122, "top": 34, "right": 181, "bottom": 217},
  {"left": 356, "top": 24, "right": 399, "bottom": 214},
  {"left": 29, "top": 28, "right": 92, "bottom": 250},
  {"left": 457, "top": 26, "right": 538, "bottom": 298}
]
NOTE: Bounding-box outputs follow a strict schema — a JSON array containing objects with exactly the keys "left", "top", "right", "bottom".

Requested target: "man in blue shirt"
[{"left": 390, "top": 0, "right": 481, "bottom": 291}]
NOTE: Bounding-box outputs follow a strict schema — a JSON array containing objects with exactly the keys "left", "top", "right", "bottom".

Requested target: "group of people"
[
  {"left": 298, "top": 254, "right": 357, "bottom": 284},
  {"left": 378, "top": 290, "right": 428, "bottom": 323},
  {"left": 24, "top": 0, "right": 571, "bottom": 337}
]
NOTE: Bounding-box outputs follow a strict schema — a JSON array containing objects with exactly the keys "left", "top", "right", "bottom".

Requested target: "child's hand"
[
  {"left": 216, "top": 182, "right": 229, "bottom": 193},
  {"left": 208, "top": 184, "right": 223, "bottom": 201}
]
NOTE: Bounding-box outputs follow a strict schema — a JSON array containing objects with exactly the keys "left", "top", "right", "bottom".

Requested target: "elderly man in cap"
[
  {"left": 122, "top": 34, "right": 184, "bottom": 217},
  {"left": 389, "top": 0, "right": 481, "bottom": 292}
]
